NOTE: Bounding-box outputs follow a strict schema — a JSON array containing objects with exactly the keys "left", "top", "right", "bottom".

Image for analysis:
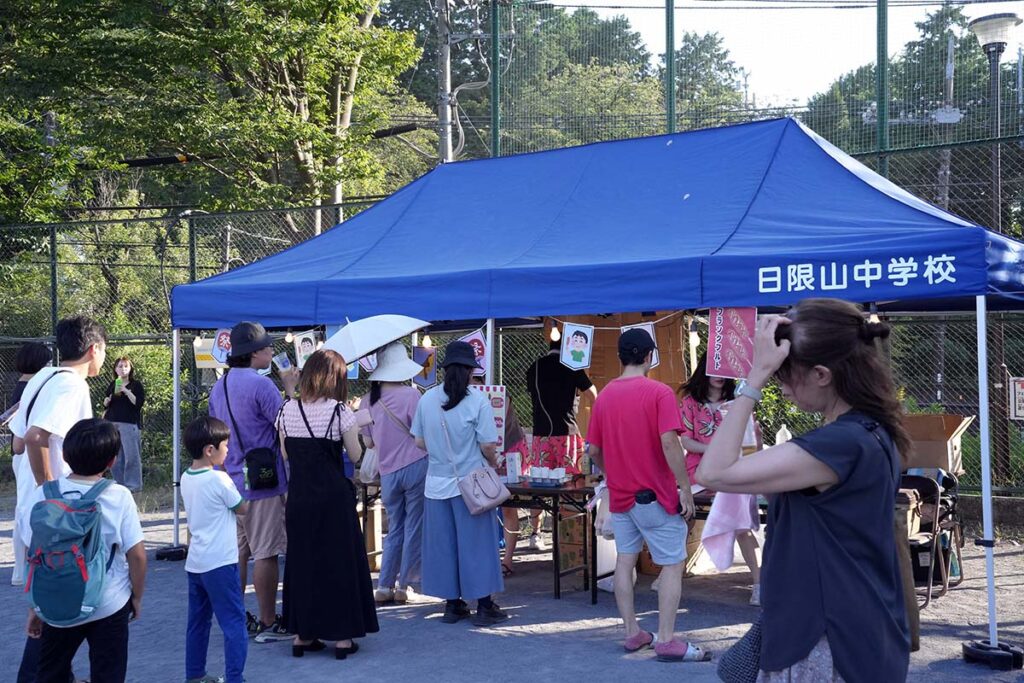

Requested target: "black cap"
[
  {"left": 442, "top": 340, "right": 483, "bottom": 369},
  {"left": 229, "top": 321, "right": 273, "bottom": 357},
  {"left": 618, "top": 328, "right": 656, "bottom": 356}
]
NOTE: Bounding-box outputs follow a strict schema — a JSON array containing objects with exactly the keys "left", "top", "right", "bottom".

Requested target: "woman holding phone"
[{"left": 103, "top": 356, "right": 146, "bottom": 492}]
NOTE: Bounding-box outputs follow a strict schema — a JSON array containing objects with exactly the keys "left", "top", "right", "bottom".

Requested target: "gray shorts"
[{"left": 611, "top": 501, "right": 688, "bottom": 566}]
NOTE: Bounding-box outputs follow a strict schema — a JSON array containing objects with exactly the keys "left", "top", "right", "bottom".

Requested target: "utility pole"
[{"left": 437, "top": 0, "right": 454, "bottom": 163}]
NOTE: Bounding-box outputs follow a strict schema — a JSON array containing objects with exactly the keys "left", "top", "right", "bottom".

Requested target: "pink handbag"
[{"left": 441, "top": 414, "right": 510, "bottom": 515}]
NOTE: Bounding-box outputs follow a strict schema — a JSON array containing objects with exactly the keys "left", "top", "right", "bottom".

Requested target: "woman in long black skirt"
[{"left": 277, "top": 349, "right": 378, "bottom": 659}]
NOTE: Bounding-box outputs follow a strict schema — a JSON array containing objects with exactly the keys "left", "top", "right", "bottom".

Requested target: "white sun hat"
[{"left": 368, "top": 342, "right": 423, "bottom": 383}]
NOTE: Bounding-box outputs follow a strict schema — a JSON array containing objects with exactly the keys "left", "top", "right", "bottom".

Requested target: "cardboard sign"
[
  {"left": 293, "top": 332, "right": 317, "bottom": 369},
  {"left": 706, "top": 307, "right": 756, "bottom": 379},
  {"left": 194, "top": 337, "right": 227, "bottom": 369},
  {"left": 458, "top": 328, "right": 489, "bottom": 377},
  {"left": 1011, "top": 378, "right": 1024, "bottom": 421},
  {"left": 471, "top": 384, "right": 508, "bottom": 451},
  {"left": 560, "top": 322, "right": 594, "bottom": 370},
  {"left": 413, "top": 346, "right": 438, "bottom": 389},
  {"left": 620, "top": 322, "right": 659, "bottom": 369},
  {"left": 211, "top": 328, "right": 233, "bottom": 365}
]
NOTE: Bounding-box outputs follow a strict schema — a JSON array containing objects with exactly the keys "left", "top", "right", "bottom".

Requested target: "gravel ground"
[{"left": 1, "top": 501, "right": 1022, "bottom": 683}]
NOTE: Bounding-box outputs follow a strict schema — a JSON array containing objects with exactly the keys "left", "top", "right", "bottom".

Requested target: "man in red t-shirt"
[{"left": 588, "top": 328, "right": 706, "bottom": 663}]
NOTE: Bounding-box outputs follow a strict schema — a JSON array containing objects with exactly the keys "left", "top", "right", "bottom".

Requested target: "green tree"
[
  {"left": 1, "top": 0, "right": 423, "bottom": 239},
  {"left": 672, "top": 31, "right": 744, "bottom": 129}
]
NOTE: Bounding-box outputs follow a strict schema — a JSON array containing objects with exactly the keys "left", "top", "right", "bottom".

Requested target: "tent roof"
[{"left": 172, "top": 117, "right": 1024, "bottom": 329}]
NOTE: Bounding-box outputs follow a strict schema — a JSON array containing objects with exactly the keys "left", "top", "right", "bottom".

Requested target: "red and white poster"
[
  {"left": 458, "top": 328, "right": 489, "bottom": 377},
  {"left": 211, "top": 328, "right": 233, "bottom": 365},
  {"left": 470, "top": 384, "right": 507, "bottom": 451},
  {"left": 706, "top": 307, "right": 757, "bottom": 379}
]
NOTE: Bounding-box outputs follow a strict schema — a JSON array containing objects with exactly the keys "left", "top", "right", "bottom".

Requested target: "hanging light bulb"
[
  {"left": 192, "top": 334, "right": 202, "bottom": 348},
  {"left": 550, "top": 326, "right": 561, "bottom": 342},
  {"left": 285, "top": 330, "right": 294, "bottom": 343},
  {"left": 422, "top": 334, "right": 433, "bottom": 349},
  {"left": 868, "top": 303, "right": 880, "bottom": 325},
  {"left": 688, "top": 319, "right": 701, "bottom": 347}
]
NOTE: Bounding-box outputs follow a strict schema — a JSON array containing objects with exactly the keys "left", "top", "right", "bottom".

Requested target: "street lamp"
[{"left": 968, "top": 13, "right": 1021, "bottom": 231}]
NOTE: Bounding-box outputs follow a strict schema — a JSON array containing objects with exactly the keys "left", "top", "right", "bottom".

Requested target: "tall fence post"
[
  {"left": 665, "top": 0, "right": 676, "bottom": 134},
  {"left": 49, "top": 224, "right": 58, "bottom": 357},
  {"left": 876, "top": 0, "right": 889, "bottom": 177},
  {"left": 490, "top": 0, "right": 501, "bottom": 158},
  {"left": 186, "top": 215, "right": 199, "bottom": 422}
]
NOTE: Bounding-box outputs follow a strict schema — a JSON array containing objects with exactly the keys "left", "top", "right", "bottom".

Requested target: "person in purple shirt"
[
  {"left": 361, "top": 342, "right": 429, "bottom": 605},
  {"left": 208, "top": 322, "right": 299, "bottom": 644}
]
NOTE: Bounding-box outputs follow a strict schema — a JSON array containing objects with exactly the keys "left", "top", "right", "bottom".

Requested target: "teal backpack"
[{"left": 25, "top": 478, "right": 115, "bottom": 626}]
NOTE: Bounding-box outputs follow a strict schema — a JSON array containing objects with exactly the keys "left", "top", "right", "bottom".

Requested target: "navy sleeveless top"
[{"left": 760, "top": 411, "right": 909, "bottom": 682}]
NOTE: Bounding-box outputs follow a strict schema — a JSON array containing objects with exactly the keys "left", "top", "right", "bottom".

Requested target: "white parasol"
[{"left": 322, "top": 314, "right": 429, "bottom": 363}]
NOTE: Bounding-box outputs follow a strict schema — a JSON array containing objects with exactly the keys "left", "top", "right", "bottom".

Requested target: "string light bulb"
[
  {"left": 550, "top": 326, "right": 561, "bottom": 342},
  {"left": 422, "top": 334, "right": 433, "bottom": 349},
  {"left": 868, "top": 303, "right": 880, "bottom": 325},
  {"left": 285, "top": 330, "right": 294, "bottom": 343},
  {"left": 192, "top": 334, "right": 202, "bottom": 348}
]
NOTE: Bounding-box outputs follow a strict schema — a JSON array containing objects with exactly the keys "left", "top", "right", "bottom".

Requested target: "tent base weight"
[
  {"left": 962, "top": 640, "right": 1024, "bottom": 670},
  {"left": 155, "top": 545, "right": 187, "bottom": 562}
]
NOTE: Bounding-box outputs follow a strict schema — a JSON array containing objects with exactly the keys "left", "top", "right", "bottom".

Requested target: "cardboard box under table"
[{"left": 903, "top": 414, "right": 974, "bottom": 475}]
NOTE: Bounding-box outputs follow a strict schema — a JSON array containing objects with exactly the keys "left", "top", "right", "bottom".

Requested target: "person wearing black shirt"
[{"left": 103, "top": 356, "right": 146, "bottom": 492}]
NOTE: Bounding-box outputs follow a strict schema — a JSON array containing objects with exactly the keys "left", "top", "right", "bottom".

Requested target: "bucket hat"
[
  {"left": 368, "top": 342, "right": 424, "bottom": 382},
  {"left": 442, "top": 341, "right": 483, "bottom": 369},
  {"left": 230, "top": 321, "right": 274, "bottom": 356}
]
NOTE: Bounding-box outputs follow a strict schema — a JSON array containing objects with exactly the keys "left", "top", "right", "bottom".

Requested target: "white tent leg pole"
[
  {"left": 172, "top": 328, "right": 182, "bottom": 548},
  {"left": 485, "top": 318, "right": 496, "bottom": 385},
  {"left": 975, "top": 295, "right": 998, "bottom": 647}
]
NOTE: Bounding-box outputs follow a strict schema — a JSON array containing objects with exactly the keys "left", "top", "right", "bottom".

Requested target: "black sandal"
[
  {"left": 502, "top": 563, "right": 514, "bottom": 577},
  {"left": 292, "top": 639, "right": 326, "bottom": 657},
  {"left": 336, "top": 641, "right": 359, "bottom": 660}
]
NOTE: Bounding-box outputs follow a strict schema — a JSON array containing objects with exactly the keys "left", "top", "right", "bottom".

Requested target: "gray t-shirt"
[
  {"left": 411, "top": 386, "right": 498, "bottom": 500},
  {"left": 760, "top": 412, "right": 909, "bottom": 682}
]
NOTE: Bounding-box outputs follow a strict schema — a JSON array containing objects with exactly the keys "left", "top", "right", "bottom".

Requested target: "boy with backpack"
[
  {"left": 180, "top": 416, "right": 249, "bottom": 683},
  {"left": 19, "top": 418, "right": 146, "bottom": 683}
]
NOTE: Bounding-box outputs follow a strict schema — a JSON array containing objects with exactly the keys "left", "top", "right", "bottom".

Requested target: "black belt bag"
[{"left": 635, "top": 489, "right": 657, "bottom": 505}]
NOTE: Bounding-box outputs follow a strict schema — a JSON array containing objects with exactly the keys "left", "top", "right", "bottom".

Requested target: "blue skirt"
[{"left": 421, "top": 496, "right": 504, "bottom": 601}]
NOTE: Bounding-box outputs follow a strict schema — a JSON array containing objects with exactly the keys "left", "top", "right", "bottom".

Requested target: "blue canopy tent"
[{"left": 169, "top": 117, "right": 1024, "bottom": 664}]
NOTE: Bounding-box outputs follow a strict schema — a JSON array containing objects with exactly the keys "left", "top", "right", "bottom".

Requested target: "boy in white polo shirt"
[{"left": 181, "top": 417, "right": 248, "bottom": 683}]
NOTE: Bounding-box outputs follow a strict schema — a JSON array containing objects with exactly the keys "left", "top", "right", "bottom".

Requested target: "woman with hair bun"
[{"left": 697, "top": 298, "right": 910, "bottom": 683}]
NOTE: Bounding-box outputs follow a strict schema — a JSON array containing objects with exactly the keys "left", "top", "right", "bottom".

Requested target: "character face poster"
[
  {"left": 619, "top": 322, "right": 659, "bottom": 369},
  {"left": 706, "top": 307, "right": 757, "bottom": 380},
  {"left": 413, "top": 346, "right": 438, "bottom": 389},
  {"left": 470, "top": 384, "right": 507, "bottom": 451},
  {"left": 458, "top": 328, "right": 488, "bottom": 377},
  {"left": 212, "top": 328, "right": 232, "bottom": 365},
  {"left": 559, "top": 322, "right": 594, "bottom": 370},
  {"left": 294, "top": 332, "right": 317, "bottom": 369}
]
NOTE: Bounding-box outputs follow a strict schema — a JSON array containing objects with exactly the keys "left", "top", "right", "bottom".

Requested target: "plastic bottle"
[{"left": 775, "top": 423, "right": 793, "bottom": 445}]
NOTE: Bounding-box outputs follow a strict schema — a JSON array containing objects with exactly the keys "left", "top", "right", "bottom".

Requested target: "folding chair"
[{"left": 902, "top": 471, "right": 964, "bottom": 609}]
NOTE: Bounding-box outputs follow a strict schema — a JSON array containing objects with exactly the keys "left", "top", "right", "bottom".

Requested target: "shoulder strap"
[
  {"left": 297, "top": 400, "right": 339, "bottom": 460},
  {"left": 25, "top": 369, "right": 73, "bottom": 424},
  {"left": 379, "top": 399, "right": 413, "bottom": 438},
  {"left": 81, "top": 478, "right": 112, "bottom": 502},
  {"left": 43, "top": 480, "right": 62, "bottom": 499},
  {"left": 222, "top": 370, "right": 247, "bottom": 452}
]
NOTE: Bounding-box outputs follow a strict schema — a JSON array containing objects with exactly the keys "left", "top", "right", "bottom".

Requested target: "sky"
[{"left": 549, "top": 0, "right": 1024, "bottom": 106}]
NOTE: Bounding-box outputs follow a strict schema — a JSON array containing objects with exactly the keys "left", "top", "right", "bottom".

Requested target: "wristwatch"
[{"left": 735, "top": 380, "right": 763, "bottom": 403}]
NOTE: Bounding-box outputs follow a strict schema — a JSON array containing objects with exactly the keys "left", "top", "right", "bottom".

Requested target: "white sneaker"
[
  {"left": 749, "top": 584, "right": 761, "bottom": 606},
  {"left": 528, "top": 534, "right": 544, "bottom": 551}
]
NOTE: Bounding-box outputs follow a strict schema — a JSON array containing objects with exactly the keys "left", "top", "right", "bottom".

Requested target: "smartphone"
[{"left": 272, "top": 352, "right": 292, "bottom": 372}]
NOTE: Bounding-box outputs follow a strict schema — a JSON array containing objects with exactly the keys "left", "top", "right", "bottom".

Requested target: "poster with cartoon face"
[
  {"left": 212, "top": 328, "right": 232, "bottom": 365},
  {"left": 413, "top": 346, "right": 437, "bottom": 389},
  {"left": 294, "top": 332, "right": 317, "bottom": 369},
  {"left": 559, "top": 322, "right": 594, "bottom": 370},
  {"left": 619, "top": 322, "right": 659, "bottom": 369},
  {"left": 458, "top": 328, "right": 488, "bottom": 377}
]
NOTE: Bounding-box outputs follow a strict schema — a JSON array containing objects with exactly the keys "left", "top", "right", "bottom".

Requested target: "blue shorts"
[{"left": 611, "top": 501, "right": 688, "bottom": 566}]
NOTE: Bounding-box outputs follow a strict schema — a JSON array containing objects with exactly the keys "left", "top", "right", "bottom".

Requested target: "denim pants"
[
  {"left": 186, "top": 564, "right": 248, "bottom": 683},
  {"left": 111, "top": 422, "right": 142, "bottom": 492},
  {"left": 35, "top": 601, "right": 131, "bottom": 683},
  {"left": 421, "top": 496, "right": 504, "bottom": 601},
  {"left": 378, "top": 457, "right": 428, "bottom": 590}
]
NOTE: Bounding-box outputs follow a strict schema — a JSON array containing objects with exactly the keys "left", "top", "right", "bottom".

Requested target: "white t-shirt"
[
  {"left": 180, "top": 467, "right": 244, "bottom": 574},
  {"left": 18, "top": 477, "right": 144, "bottom": 626},
  {"left": 10, "top": 367, "right": 93, "bottom": 481}
]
